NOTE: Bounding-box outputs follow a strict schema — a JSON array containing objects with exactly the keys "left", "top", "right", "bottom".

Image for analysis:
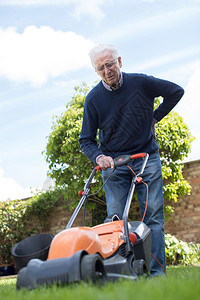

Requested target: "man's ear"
[{"left": 118, "top": 56, "right": 122, "bottom": 68}]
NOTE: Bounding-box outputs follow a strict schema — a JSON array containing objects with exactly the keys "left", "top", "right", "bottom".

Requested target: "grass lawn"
[{"left": 0, "top": 266, "right": 200, "bottom": 300}]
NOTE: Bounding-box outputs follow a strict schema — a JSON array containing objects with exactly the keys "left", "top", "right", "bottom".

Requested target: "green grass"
[{"left": 0, "top": 266, "right": 200, "bottom": 300}]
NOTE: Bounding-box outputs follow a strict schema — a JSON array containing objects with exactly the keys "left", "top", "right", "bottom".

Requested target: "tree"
[{"left": 44, "top": 82, "right": 194, "bottom": 217}]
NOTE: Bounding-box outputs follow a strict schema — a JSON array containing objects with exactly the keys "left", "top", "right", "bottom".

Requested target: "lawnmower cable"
[
  {"left": 127, "top": 165, "right": 166, "bottom": 275},
  {"left": 151, "top": 253, "right": 167, "bottom": 275},
  {"left": 88, "top": 168, "right": 116, "bottom": 198},
  {"left": 141, "top": 181, "right": 149, "bottom": 222},
  {"left": 82, "top": 168, "right": 116, "bottom": 226},
  {"left": 127, "top": 165, "right": 148, "bottom": 222}
]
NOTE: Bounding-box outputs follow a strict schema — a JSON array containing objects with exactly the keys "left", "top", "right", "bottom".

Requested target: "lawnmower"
[{"left": 16, "top": 152, "right": 151, "bottom": 289}]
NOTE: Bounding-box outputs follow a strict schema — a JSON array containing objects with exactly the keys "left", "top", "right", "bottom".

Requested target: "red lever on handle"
[
  {"left": 129, "top": 232, "right": 137, "bottom": 245},
  {"left": 130, "top": 153, "right": 146, "bottom": 160},
  {"left": 78, "top": 191, "right": 83, "bottom": 197}
]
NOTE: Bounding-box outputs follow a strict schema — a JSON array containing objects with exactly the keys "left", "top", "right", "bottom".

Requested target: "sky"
[{"left": 0, "top": 0, "right": 200, "bottom": 201}]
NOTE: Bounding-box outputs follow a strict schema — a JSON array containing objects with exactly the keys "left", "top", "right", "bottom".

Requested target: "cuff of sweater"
[{"left": 96, "top": 154, "right": 104, "bottom": 164}]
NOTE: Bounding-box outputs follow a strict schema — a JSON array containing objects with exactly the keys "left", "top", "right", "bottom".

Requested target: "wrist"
[{"left": 96, "top": 154, "right": 104, "bottom": 164}]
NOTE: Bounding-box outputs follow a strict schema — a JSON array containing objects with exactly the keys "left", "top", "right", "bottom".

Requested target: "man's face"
[{"left": 93, "top": 50, "right": 122, "bottom": 86}]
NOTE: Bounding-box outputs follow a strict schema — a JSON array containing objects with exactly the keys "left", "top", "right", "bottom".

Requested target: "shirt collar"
[{"left": 102, "top": 72, "right": 123, "bottom": 91}]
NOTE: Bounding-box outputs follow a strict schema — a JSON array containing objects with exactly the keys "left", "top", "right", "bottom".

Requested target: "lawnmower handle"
[
  {"left": 96, "top": 153, "right": 147, "bottom": 169},
  {"left": 113, "top": 153, "right": 146, "bottom": 168},
  {"left": 68, "top": 153, "right": 148, "bottom": 229},
  {"left": 130, "top": 153, "right": 146, "bottom": 160}
]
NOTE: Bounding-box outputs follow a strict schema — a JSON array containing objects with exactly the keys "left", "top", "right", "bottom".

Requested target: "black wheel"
[
  {"left": 81, "top": 254, "right": 106, "bottom": 284},
  {"left": 16, "top": 267, "right": 27, "bottom": 290},
  {"left": 133, "top": 259, "right": 148, "bottom": 277}
]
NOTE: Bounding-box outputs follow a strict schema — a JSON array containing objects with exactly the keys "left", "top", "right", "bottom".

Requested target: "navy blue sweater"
[{"left": 79, "top": 73, "right": 184, "bottom": 163}]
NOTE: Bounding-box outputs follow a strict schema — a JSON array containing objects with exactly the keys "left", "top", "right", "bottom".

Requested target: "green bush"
[
  {"left": 165, "top": 233, "right": 200, "bottom": 265},
  {"left": 0, "top": 187, "right": 69, "bottom": 264},
  {"left": 0, "top": 199, "right": 35, "bottom": 264}
]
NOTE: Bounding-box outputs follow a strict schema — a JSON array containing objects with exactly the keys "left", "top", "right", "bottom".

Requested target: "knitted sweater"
[{"left": 79, "top": 72, "right": 184, "bottom": 163}]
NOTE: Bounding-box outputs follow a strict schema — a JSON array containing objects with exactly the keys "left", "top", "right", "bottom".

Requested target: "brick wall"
[
  {"left": 47, "top": 204, "right": 93, "bottom": 235},
  {"left": 165, "top": 159, "right": 200, "bottom": 243}
]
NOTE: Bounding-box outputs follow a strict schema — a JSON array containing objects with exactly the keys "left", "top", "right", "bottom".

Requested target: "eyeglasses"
[{"left": 95, "top": 58, "right": 118, "bottom": 72}]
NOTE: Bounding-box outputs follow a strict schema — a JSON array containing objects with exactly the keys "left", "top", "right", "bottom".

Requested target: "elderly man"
[{"left": 79, "top": 44, "right": 184, "bottom": 277}]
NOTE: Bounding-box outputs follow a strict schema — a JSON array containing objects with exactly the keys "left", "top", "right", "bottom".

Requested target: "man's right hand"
[{"left": 96, "top": 155, "right": 114, "bottom": 170}]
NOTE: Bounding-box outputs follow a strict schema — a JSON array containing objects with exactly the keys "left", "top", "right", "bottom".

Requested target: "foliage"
[
  {"left": 44, "top": 82, "right": 104, "bottom": 209},
  {"left": 0, "top": 199, "right": 34, "bottom": 264},
  {"left": 26, "top": 186, "right": 69, "bottom": 218},
  {"left": 44, "top": 83, "right": 194, "bottom": 216},
  {"left": 0, "top": 187, "right": 67, "bottom": 264},
  {"left": 154, "top": 98, "right": 193, "bottom": 214},
  {"left": 165, "top": 233, "right": 200, "bottom": 265}
]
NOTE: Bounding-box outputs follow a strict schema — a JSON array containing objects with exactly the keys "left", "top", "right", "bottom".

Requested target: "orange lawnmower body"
[{"left": 48, "top": 221, "right": 125, "bottom": 260}]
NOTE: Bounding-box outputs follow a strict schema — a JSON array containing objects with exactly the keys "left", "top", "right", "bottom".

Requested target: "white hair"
[{"left": 89, "top": 44, "right": 119, "bottom": 68}]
